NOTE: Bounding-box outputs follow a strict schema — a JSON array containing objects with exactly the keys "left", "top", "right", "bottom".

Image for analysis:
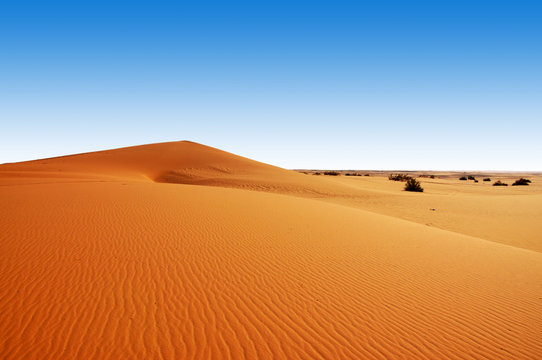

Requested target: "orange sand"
[{"left": 1, "top": 141, "right": 541, "bottom": 359}]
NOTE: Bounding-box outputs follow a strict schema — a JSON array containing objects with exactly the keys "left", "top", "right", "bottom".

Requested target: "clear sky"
[{"left": 1, "top": 1, "right": 541, "bottom": 170}]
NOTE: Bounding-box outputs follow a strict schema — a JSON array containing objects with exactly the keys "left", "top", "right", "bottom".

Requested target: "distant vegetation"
[
  {"left": 467, "top": 175, "right": 476, "bottom": 180},
  {"left": 483, "top": 178, "right": 491, "bottom": 182},
  {"left": 313, "top": 172, "right": 321, "bottom": 175},
  {"left": 364, "top": 174, "right": 370, "bottom": 176},
  {"left": 459, "top": 176, "right": 467, "bottom": 180},
  {"left": 512, "top": 178, "right": 531, "bottom": 186},
  {"left": 419, "top": 174, "right": 436, "bottom": 179},
  {"left": 493, "top": 180, "right": 508, "bottom": 186},
  {"left": 404, "top": 178, "right": 424, "bottom": 192},
  {"left": 323, "top": 171, "right": 340, "bottom": 176},
  {"left": 345, "top": 173, "right": 362, "bottom": 176},
  {"left": 388, "top": 174, "right": 412, "bottom": 182}
]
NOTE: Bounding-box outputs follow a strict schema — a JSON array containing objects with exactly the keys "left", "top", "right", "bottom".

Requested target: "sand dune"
[
  {"left": 0, "top": 141, "right": 377, "bottom": 196},
  {"left": 0, "top": 141, "right": 324, "bottom": 191},
  {"left": 1, "top": 141, "right": 541, "bottom": 359}
]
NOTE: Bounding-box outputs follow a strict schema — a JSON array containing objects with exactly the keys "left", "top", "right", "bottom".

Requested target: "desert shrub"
[
  {"left": 459, "top": 176, "right": 467, "bottom": 180},
  {"left": 512, "top": 178, "right": 531, "bottom": 186},
  {"left": 324, "top": 171, "right": 340, "bottom": 176},
  {"left": 389, "top": 174, "right": 412, "bottom": 182},
  {"left": 364, "top": 174, "right": 370, "bottom": 176},
  {"left": 419, "top": 174, "right": 436, "bottom": 179},
  {"left": 468, "top": 175, "right": 476, "bottom": 180},
  {"left": 313, "top": 172, "right": 321, "bottom": 175},
  {"left": 483, "top": 178, "right": 491, "bottom": 182},
  {"left": 404, "top": 178, "right": 424, "bottom": 192},
  {"left": 493, "top": 180, "right": 508, "bottom": 186},
  {"left": 474, "top": 180, "right": 479, "bottom": 183}
]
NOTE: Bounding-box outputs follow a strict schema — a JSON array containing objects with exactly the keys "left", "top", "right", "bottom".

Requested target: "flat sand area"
[{"left": 1, "top": 141, "right": 541, "bottom": 359}]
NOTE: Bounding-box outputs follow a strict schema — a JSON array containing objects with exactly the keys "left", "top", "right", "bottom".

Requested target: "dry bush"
[
  {"left": 512, "top": 178, "right": 531, "bottom": 186},
  {"left": 404, "top": 178, "right": 424, "bottom": 192},
  {"left": 389, "top": 174, "right": 411, "bottom": 181}
]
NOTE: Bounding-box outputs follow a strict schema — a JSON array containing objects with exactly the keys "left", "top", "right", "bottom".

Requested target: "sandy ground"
[
  {"left": 1, "top": 141, "right": 541, "bottom": 359},
  {"left": 299, "top": 171, "right": 542, "bottom": 253}
]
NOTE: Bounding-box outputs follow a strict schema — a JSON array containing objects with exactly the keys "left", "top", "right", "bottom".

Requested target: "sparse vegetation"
[
  {"left": 483, "top": 178, "right": 491, "bottom": 182},
  {"left": 419, "top": 174, "right": 436, "bottom": 179},
  {"left": 323, "top": 171, "right": 340, "bottom": 176},
  {"left": 404, "top": 178, "right": 424, "bottom": 192},
  {"left": 459, "top": 176, "right": 467, "bottom": 181},
  {"left": 512, "top": 178, "right": 531, "bottom": 186},
  {"left": 493, "top": 180, "right": 508, "bottom": 186},
  {"left": 474, "top": 180, "right": 479, "bottom": 183},
  {"left": 468, "top": 175, "right": 476, "bottom": 180},
  {"left": 345, "top": 173, "right": 361, "bottom": 176},
  {"left": 313, "top": 172, "right": 321, "bottom": 175},
  {"left": 389, "top": 174, "right": 412, "bottom": 182},
  {"left": 364, "top": 174, "right": 370, "bottom": 176}
]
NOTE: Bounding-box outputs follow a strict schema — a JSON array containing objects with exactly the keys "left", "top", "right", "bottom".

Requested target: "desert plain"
[{"left": 0, "top": 141, "right": 541, "bottom": 359}]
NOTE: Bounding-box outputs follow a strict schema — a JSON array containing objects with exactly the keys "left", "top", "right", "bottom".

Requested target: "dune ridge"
[
  {"left": 1, "top": 141, "right": 299, "bottom": 183},
  {"left": 1, "top": 141, "right": 541, "bottom": 359}
]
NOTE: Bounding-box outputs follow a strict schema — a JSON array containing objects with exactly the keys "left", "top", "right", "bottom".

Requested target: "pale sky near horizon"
[{"left": 1, "top": 1, "right": 541, "bottom": 170}]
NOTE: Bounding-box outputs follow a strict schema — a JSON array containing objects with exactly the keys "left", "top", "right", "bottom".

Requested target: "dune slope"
[{"left": 1, "top": 142, "right": 541, "bottom": 359}]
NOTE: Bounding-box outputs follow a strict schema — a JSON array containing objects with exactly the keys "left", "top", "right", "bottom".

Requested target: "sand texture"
[{"left": 1, "top": 141, "right": 541, "bottom": 359}]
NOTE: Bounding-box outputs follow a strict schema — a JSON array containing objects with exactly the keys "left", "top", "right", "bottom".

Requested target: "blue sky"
[{"left": 1, "top": 1, "right": 541, "bottom": 170}]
